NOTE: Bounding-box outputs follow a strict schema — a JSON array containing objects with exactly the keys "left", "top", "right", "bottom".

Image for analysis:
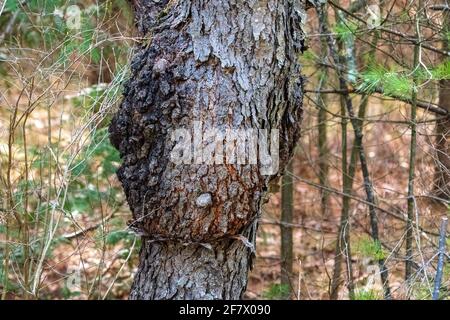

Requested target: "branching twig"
[{"left": 304, "top": 88, "right": 448, "bottom": 116}]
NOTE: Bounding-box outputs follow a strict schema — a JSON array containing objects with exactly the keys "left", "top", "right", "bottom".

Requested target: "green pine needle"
[
  {"left": 431, "top": 60, "right": 450, "bottom": 80},
  {"left": 358, "top": 65, "right": 414, "bottom": 99},
  {"left": 334, "top": 20, "right": 358, "bottom": 42}
]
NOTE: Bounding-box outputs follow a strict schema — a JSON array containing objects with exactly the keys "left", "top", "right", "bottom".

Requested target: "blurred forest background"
[{"left": 1, "top": 0, "right": 450, "bottom": 299}]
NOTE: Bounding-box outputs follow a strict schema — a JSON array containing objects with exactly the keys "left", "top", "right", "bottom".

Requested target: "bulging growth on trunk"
[{"left": 109, "top": 0, "right": 305, "bottom": 299}]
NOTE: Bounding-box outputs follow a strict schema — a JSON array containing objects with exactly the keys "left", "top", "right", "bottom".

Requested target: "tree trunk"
[
  {"left": 435, "top": 10, "right": 450, "bottom": 200},
  {"left": 109, "top": 0, "right": 305, "bottom": 299}
]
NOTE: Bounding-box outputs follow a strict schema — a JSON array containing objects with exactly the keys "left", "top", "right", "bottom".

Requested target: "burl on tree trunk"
[{"left": 109, "top": 0, "right": 305, "bottom": 299}]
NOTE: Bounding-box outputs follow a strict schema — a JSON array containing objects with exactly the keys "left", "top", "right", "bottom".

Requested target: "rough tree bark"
[{"left": 109, "top": 0, "right": 305, "bottom": 299}]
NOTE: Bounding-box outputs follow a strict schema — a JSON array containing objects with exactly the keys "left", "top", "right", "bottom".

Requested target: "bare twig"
[
  {"left": 429, "top": 4, "right": 450, "bottom": 11},
  {"left": 304, "top": 89, "right": 448, "bottom": 116},
  {"left": 62, "top": 212, "right": 115, "bottom": 240}
]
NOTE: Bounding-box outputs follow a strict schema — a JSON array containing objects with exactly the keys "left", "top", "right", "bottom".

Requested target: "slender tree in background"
[
  {"left": 404, "top": 11, "right": 421, "bottom": 285},
  {"left": 330, "top": 1, "right": 351, "bottom": 299},
  {"left": 316, "top": 1, "right": 391, "bottom": 299},
  {"left": 281, "top": 161, "right": 294, "bottom": 297},
  {"left": 433, "top": 5, "right": 450, "bottom": 200},
  {"left": 330, "top": 20, "right": 380, "bottom": 299},
  {"left": 317, "top": 68, "right": 329, "bottom": 216},
  {"left": 109, "top": 0, "right": 305, "bottom": 299}
]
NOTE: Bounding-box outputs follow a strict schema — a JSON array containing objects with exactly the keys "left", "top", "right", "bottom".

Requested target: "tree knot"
[
  {"left": 153, "top": 58, "right": 169, "bottom": 75},
  {"left": 196, "top": 193, "right": 212, "bottom": 208}
]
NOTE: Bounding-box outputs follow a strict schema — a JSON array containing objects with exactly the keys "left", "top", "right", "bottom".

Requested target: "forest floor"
[
  {"left": 246, "top": 96, "right": 448, "bottom": 300},
  {"left": 1, "top": 82, "right": 447, "bottom": 300},
  {"left": 42, "top": 98, "right": 448, "bottom": 300}
]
